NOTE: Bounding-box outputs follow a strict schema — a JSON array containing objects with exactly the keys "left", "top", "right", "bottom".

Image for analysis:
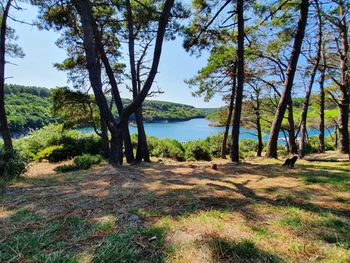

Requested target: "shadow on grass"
[
  {"left": 0, "top": 160, "right": 349, "bottom": 262},
  {"left": 210, "top": 236, "right": 282, "bottom": 263}
]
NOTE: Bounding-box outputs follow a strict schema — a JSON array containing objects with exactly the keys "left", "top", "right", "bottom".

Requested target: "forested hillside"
[
  {"left": 208, "top": 96, "right": 339, "bottom": 130},
  {"left": 4, "top": 85, "right": 211, "bottom": 133}
]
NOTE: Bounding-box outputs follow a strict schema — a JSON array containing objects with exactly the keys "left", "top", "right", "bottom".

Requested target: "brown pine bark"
[
  {"left": 337, "top": 0, "right": 349, "bottom": 154},
  {"left": 230, "top": 0, "right": 244, "bottom": 162},
  {"left": 0, "top": 0, "right": 13, "bottom": 151},
  {"left": 299, "top": 1, "right": 322, "bottom": 157},
  {"left": 221, "top": 63, "right": 236, "bottom": 159},
  {"left": 318, "top": 47, "right": 326, "bottom": 153},
  {"left": 287, "top": 101, "right": 297, "bottom": 154},
  {"left": 266, "top": 0, "right": 309, "bottom": 158}
]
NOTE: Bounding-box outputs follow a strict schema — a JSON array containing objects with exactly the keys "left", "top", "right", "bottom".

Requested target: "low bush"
[
  {"left": 0, "top": 148, "right": 26, "bottom": 181},
  {"left": 17, "top": 124, "right": 103, "bottom": 162},
  {"left": 55, "top": 154, "right": 103, "bottom": 173},
  {"left": 73, "top": 154, "right": 103, "bottom": 169},
  {"left": 34, "top": 145, "right": 65, "bottom": 162},
  {"left": 151, "top": 138, "right": 185, "bottom": 161},
  {"left": 205, "top": 133, "right": 229, "bottom": 158},
  {"left": 184, "top": 140, "right": 212, "bottom": 161}
]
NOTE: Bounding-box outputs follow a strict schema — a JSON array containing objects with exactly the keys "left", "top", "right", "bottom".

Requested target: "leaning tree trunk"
[
  {"left": 126, "top": 0, "right": 150, "bottom": 163},
  {"left": 92, "top": 19, "right": 134, "bottom": 163},
  {"left": 0, "top": 0, "right": 13, "bottom": 151},
  {"left": 287, "top": 101, "right": 298, "bottom": 154},
  {"left": 299, "top": 0, "right": 322, "bottom": 158},
  {"left": 221, "top": 64, "right": 236, "bottom": 159},
  {"left": 337, "top": 0, "right": 349, "bottom": 154},
  {"left": 230, "top": 0, "right": 244, "bottom": 162},
  {"left": 318, "top": 51, "right": 326, "bottom": 153},
  {"left": 266, "top": 0, "right": 309, "bottom": 158},
  {"left": 75, "top": 0, "right": 122, "bottom": 166}
]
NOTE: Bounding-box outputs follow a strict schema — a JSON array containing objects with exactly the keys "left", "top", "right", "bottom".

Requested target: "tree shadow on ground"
[
  {"left": 209, "top": 236, "right": 282, "bottom": 263},
  {"left": 0, "top": 160, "right": 349, "bottom": 262}
]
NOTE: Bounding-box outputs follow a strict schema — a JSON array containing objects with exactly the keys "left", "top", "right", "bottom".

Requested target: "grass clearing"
[{"left": 0, "top": 157, "right": 349, "bottom": 262}]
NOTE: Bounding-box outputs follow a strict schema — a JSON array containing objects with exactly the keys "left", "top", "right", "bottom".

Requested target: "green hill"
[{"left": 4, "top": 84, "right": 217, "bottom": 133}]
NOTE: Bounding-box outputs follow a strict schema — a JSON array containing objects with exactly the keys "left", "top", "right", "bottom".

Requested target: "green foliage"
[
  {"left": 15, "top": 124, "right": 103, "bottom": 162},
  {"left": 5, "top": 85, "right": 55, "bottom": 133},
  {"left": 304, "top": 135, "right": 336, "bottom": 154},
  {"left": 34, "top": 145, "right": 65, "bottom": 162},
  {"left": 239, "top": 139, "right": 259, "bottom": 153},
  {"left": 73, "top": 154, "right": 103, "bottom": 169},
  {"left": 205, "top": 133, "right": 229, "bottom": 157},
  {"left": 184, "top": 140, "right": 212, "bottom": 161},
  {"left": 150, "top": 137, "right": 185, "bottom": 161},
  {"left": 55, "top": 154, "right": 103, "bottom": 173},
  {"left": 0, "top": 148, "right": 26, "bottom": 181}
]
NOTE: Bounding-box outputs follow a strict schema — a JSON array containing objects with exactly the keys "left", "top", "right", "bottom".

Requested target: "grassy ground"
[{"left": 0, "top": 157, "right": 349, "bottom": 263}]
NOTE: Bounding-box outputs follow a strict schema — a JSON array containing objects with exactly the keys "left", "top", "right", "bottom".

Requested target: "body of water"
[
  {"left": 82, "top": 118, "right": 333, "bottom": 143},
  {"left": 3, "top": 118, "right": 334, "bottom": 143}
]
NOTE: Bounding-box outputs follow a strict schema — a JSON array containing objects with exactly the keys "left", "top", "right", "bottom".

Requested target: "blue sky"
[{"left": 6, "top": 3, "right": 225, "bottom": 108}]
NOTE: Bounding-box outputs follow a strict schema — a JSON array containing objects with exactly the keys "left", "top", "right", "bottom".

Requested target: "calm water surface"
[
  {"left": 5, "top": 118, "right": 333, "bottom": 143},
  {"left": 125, "top": 118, "right": 332, "bottom": 143}
]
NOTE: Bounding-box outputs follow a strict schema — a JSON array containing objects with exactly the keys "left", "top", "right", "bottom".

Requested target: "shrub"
[
  {"left": 73, "top": 154, "right": 103, "bottom": 169},
  {"left": 55, "top": 154, "right": 103, "bottom": 173},
  {"left": 0, "top": 148, "right": 26, "bottom": 181},
  {"left": 239, "top": 139, "right": 259, "bottom": 153},
  {"left": 184, "top": 140, "right": 212, "bottom": 161},
  {"left": 34, "top": 145, "right": 64, "bottom": 162},
  {"left": 16, "top": 124, "right": 103, "bottom": 162},
  {"left": 151, "top": 138, "right": 185, "bottom": 161},
  {"left": 205, "top": 133, "right": 229, "bottom": 158}
]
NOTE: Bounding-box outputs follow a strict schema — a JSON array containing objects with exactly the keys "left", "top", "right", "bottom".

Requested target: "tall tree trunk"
[
  {"left": 299, "top": 4, "right": 322, "bottom": 157},
  {"left": 230, "top": 0, "right": 244, "bottom": 162},
  {"left": 92, "top": 19, "right": 134, "bottom": 163},
  {"left": 337, "top": 0, "right": 349, "bottom": 154},
  {"left": 127, "top": 0, "right": 150, "bottom": 163},
  {"left": 287, "top": 101, "right": 298, "bottom": 154},
  {"left": 318, "top": 47, "right": 326, "bottom": 153},
  {"left": 222, "top": 64, "right": 236, "bottom": 159},
  {"left": 255, "top": 94, "right": 263, "bottom": 157},
  {"left": 75, "top": 0, "right": 122, "bottom": 166},
  {"left": 135, "top": 107, "right": 150, "bottom": 162},
  {"left": 266, "top": 0, "right": 309, "bottom": 158},
  {"left": 0, "top": 0, "right": 13, "bottom": 151},
  {"left": 76, "top": 0, "right": 173, "bottom": 165}
]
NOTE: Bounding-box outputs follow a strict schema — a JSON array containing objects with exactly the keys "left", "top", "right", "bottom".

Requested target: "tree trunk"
[
  {"left": 299, "top": 0, "right": 322, "bottom": 158},
  {"left": 230, "top": 0, "right": 244, "bottom": 163},
  {"left": 337, "top": 0, "right": 349, "bottom": 154},
  {"left": 100, "top": 115, "right": 110, "bottom": 158},
  {"left": 0, "top": 0, "right": 13, "bottom": 151},
  {"left": 75, "top": 0, "right": 122, "bottom": 166},
  {"left": 266, "top": 0, "right": 309, "bottom": 158},
  {"left": 76, "top": 0, "right": 174, "bottom": 165},
  {"left": 287, "top": 101, "right": 298, "bottom": 154},
  {"left": 222, "top": 64, "right": 236, "bottom": 159},
  {"left": 135, "top": 107, "right": 150, "bottom": 162},
  {"left": 126, "top": 0, "right": 150, "bottom": 163},
  {"left": 256, "top": 100, "right": 263, "bottom": 157},
  {"left": 92, "top": 18, "right": 134, "bottom": 163},
  {"left": 318, "top": 51, "right": 326, "bottom": 153}
]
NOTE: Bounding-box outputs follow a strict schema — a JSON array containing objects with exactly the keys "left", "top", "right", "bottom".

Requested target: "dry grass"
[{"left": 0, "top": 157, "right": 349, "bottom": 262}]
